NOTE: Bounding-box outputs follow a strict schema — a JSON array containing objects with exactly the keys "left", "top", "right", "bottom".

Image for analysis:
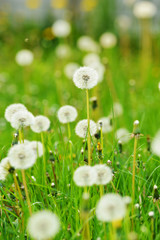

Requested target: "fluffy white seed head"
[
  {"left": 98, "top": 117, "right": 113, "bottom": 133},
  {"left": 31, "top": 115, "right": 50, "bottom": 133},
  {"left": 116, "top": 128, "right": 130, "bottom": 144},
  {"left": 133, "top": 1, "right": 157, "bottom": 19},
  {"left": 148, "top": 211, "right": 154, "bottom": 217},
  {"left": 73, "top": 66, "right": 98, "bottom": 89},
  {"left": 11, "top": 110, "right": 34, "bottom": 129},
  {"left": 73, "top": 165, "right": 97, "bottom": 187},
  {"left": 87, "top": 62, "right": 105, "bottom": 83},
  {"left": 116, "top": 15, "right": 131, "bottom": 32},
  {"left": 0, "top": 157, "right": 11, "bottom": 181},
  {"left": 110, "top": 102, "right": 123, "bottom": 118},
  {"left": 77, "top": 36, "right": 100, "bottom": 53},
  {"left": 8, "top": 143, "right": 36, "bottom": 169},
  {"left": 5, "top": 103, "right": 27, "bottom": 122},
  {"left": 151, "top": 130, "right": 160, "bottom": 157},
  {"left": 27, "top": 210, "right": 60, "bottom": 240},
  {"left": 75, "top": 119, "right": 97, "bottom": 138},
  {"left": 83, "top": 53, "right": 100, "bottom": 66},
  {"left": 100, "top": 32, "right": 117, "bottom": 49},
  {"left": 15, "top": 49, "right": 34, "bottom": 66},
  {"left": 96, "top": 193, "right": 126, "bottom": 222},
  {"left": 29, "top": 141, "right": 43, "bottom": 157},
  {"left": 93, "top": 164, "right": 113, "bottom": 185},
  {"left": 52, "top": 20, "right": 71, "bottom": 37},
  {"left": 57, "top": 105, "right": 78, "bottom": 124},
  {"left": 123, "top": 196, "right": 132, "bottom": 206},
  {"left": 64, "top": 63, "right": 79, "bottom": 79},
  {"left": 55, "top": 44, "right": 71, "bottom": 59}
]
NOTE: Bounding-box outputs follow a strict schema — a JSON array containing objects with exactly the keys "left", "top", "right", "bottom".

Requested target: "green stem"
[
  {"left": 86, "top": 89, "right": 91, "bottom": 165},
  {"left": 21, "top": 170, "right": 32, "bottom": 216},
  {"left": 41, "top": 132, "right": 46, "bottom": 184}
]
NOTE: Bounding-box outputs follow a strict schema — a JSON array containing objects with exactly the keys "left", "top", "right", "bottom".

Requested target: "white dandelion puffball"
[
  {"left": 75, "top": 119, "right": 97, "bottom": 138},
  {"left": 123, "top": 0, "right": 136, "bottom": 7},
  {"left": 77, "top": 36, "right": 100, "bottom": 53},
  {"left": 0, "top": 157, "right": 11, "bottom": 181},
  {"left": 5, "top": 103, "right": 27, "bottom": 122},
  {"left": 151, "top": 130, "right": 160, "bottom": 157},
  {"left": 123, "top": 196, "right": 132, "bottom": 206},
  {"left": 98, "top": 117, "right": 113, "bottom": 134},
  {"left": 133, "top": 1, "right": 157, "bottom": 19},
  {"left": 96, "top": 193, "right": 126, "bottom": 222},
  {"left": 29, "top": 141, "right": 43, "bottom": 157},
  {"left": 8, "top": 143, "right": 36, "bottom": 169},
  {"left": 15, "top": 49, "right": 34, "bottom": 66},
  {"left": 83, "top": 53, "right": 100, "bottom": 66},
  {"left": 116, "top": 15, "right": 131, "bottom": 32},
  {"left": 52, "top": 20, "right": 71, "bottom": 37},
  {"left": 57, "top": 105, "right": 78, "bottom": 124},
  {"left": 11, "top": 110, "right": 34, "bottom": 129},
  {"left": 93, "top": 164, "right": 113, "bottom": 185},
  {"left": 31, "top": 115, "right": 50, "bottom": 133},
  {"left": 55, "top": 44, "right": 71, "bottom": 59},
  {"left": 116, "top": 128, "right": 130, "bottom": 144},
  {"left": 111, "top": 102, "right": 123, "bottom": 118},
  {"left": 27, "top": 210, "right": 60, "bottom": 240},
  {"left": 64, "top": 63, "right": 79, "bottom": 79},
  {"left": 88, "top": 62, "right": 105, "bottom": 83},
  {"left": 73, "top": 165, "right": 97, "bottom": 187},
  {"left": 73, "top": 66, "right": 98, "bottom": 89},
  {"left": 100, "top": 32, "right": 117, "bottom": 49}
]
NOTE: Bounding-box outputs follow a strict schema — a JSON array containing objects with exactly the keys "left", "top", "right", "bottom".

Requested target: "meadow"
[{"left": 0, "top": 1, "right": 160, "bottom": 239}]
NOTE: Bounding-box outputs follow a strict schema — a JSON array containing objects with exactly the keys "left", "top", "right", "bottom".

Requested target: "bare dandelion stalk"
[
  {"left": 21, "top": 169, "right": 32, "bottom": 216},
  {"left": 41, "top": 132, "right": 46, "bottom": 184},
  {"left": 81, "top": 191, "right": 90, "bottom": 240},
  {"left": 86, "top": 89, "right": 91, "bottom": 165},
  {"left": 67, "top": 122, "right": 72, "bottom": 164}
]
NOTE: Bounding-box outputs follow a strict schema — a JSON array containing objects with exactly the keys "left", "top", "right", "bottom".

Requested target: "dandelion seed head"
[
  {"left": 64, "top": 63, "right": 79, "bottom": 79},
  {"left": 77, "top": 36, "right": 100, "bottom": 53},
  {"left": 31, "top": 115, "right": 50, "bottom": 133},
  {"left": 83, "top": 53, "right": 100, "bottom": 66},
  {"left": 116, "top": 128, "right": 130, "bottom": 144},
  {"left": 133, "top": 1, "right": 157, "bottom": 19},
  {"left": 8, "top": 143, "right": 36, "bottom": 169},
  {"left": 15, "top": 49, "right": 34, "bottom": 66},
  {"left": 88, "top": 62, "right": 105, "bottom": 83},
  {"left": 123, "top": 196, "right": 132, "bottom": 205},
  {"left": 151, "top": 130, "right": 160, "bottom": 157},
  {"left": 73, "top": 165, "right": 97, "bottom": 187},
  {"left": 55, "top": 44, "right": 71, "bottom": 59},
  {"left": 29, "top": 141, "right": 43, "bottom": 157},
  {"left": 116, "top": 15, "right": 131, "bottom": 32},
  {"left": 52, "top": 20, "right": 71, "bottom": 37},
  {"left": 27, "top": 210, "right": 60, "bottom": 240},
  {"left": 11, "top": 110, "right": 34, "bottom": 129},
  {"left": 0, "top": 157, "right": 11, "bottom": 181},
  {"left": 98, "top": 117, "right": 112, "bottom": 133},
  {"left": 75, "top": 119, "right": 97, "bottom": 138},
  {"left": 5, "top": 103, "right": 27, "bottom": 122},
  {"left": 73, "top": 67, "right": 98, "bottom": 89},
  {"left": 57, "top": 105, "right": 78, "bottom": 124},
  {"left": 96, "top": 193, "right": 126, "bottom": 222},
  {"left": 148, "top": 211, "right": 154, "bottom": 217},
  {"left": 100, "top": 32, "right": 117, "bottom": 49},
  {"left": 93, "top": 164, "right": 113, "bottom": 185},
  {"left": 111, "top": 102, "right": 123, "bottom": 118}
]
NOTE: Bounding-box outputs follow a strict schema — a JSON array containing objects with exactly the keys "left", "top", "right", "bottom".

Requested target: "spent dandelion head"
[
  {"left": 5, "top": 103, "right": 27, "bottom": 122},
  {"left": 73, "top": 66, "right": 98, "bottom": 89},
  {"left": 11, "top": 110, "right": 34, "bottom": 129},
  {"left": 8, "top": 143, "right": 36, "bottom": 169},
  {"left": 31, "top": 115, "right": 50, "bottom": 133},
  {"left": 27, "top": 210, "right": 60, "bottom": 240},
  {"left": 52, "top": 19, "right": 71, "bottom": 37},
  {"left": 93, "top": 164, "right": 113, "bottom": 185},
  {"left": 15, "top": 49, "right": 34, "bottom": 66},
  {"left": 96, "top": 193, "right": 126, "bottom": 222},
  {"left": 75, "top": 119, "right": 97, "bottom": 138},
  {"left": 57, "top": 105, "right": 78, "bottom": 124},
  {"left": 73, "top": 165, "right": 97, "bottom": 187}
]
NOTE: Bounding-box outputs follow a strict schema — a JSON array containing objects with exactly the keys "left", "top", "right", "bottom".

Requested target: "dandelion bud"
[
  {"left": 133, "top": 120, "right": 140, "bottom": 135},
  {"left": 49, "top": 151, "right": 55, "bottom": 162},
  {"left": 153, "top": 185, "right": 159, "bottom": 201},
  {"left": 118, "top": 140, "right": 122, "bottom": 153},
  {"left": 90, "top": 96, "right": 98, "bottom": 110}
]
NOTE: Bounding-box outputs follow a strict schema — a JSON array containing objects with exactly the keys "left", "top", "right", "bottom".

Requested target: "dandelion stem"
[
  {"left": 21, "top": 169, "right": 32, "bottom": 216},
  {"left": 86, "top": 89, "right": 91, "bottom": 165},
  {"left": 67, "top": 122, "right": 72, "bottom": 163},
  {"left": 41, "top": 132, "right": 46, "bottom": 184},
  {"left": 132, "top": 136, "right": 138, "bottom": 228},
  {"left": 151, "top": 218, "right": 154, "bottom": 240},
  {"left": 100, "top": 127, "right": 103, "bottom": 158},
  {"left": 13, "top": 173, "right": 23, "bottom": 202}
]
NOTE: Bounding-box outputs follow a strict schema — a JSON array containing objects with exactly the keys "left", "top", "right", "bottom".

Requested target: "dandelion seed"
[
  {"left": 31, "top": 115, "right": 50, "bottom": 133},
  {"left": 0, "top": 157, "right": 12, "bottom": 181},
  {"left": 73, "top": 165, "right": 97, "bottom": 187},
  {"left": 57, "top": 105, "right": 78, "bottom": 124},
  {"left": 29, "top": 141, "right": 43, "bottom": 157},
  {"left": 11, "top": 110, "right": 34, "bottom": 129},
  {"left": 75, "top": 119, "right": 97, "bottom": 138},
  {"left": 15, "top": 49, "right": 34, "bottom": 66},
  {"left": 98, "top": 117, "right": 112, "bottom": 134},
  {"left": 133, "top": 1, "right": 157, "bottom": 19},
  {"left": 73, "top": 67, "right": 98, "bottom": 89},
  {"left": 27, "top": 210, "right": 60, "bottom": 240},
  {"left": 151, "top": 130, "right": 160, "bottom": 157},
  {"left": 96, "top": 193, "right": 126, "bottom": 222},
  {"left": 8, "top": 143, "right": 36, "bottom": 169},
  {"left": 77, "top": 36, "right": 100, "bottom": 53},
  {"left": 51, "top": 20, "right": 71, "bottom": 37},
  {"left": 100, "top": 32, "right": 117, "bottom": 49},
  {"left": 5, "top": 103, "right": 27, "bottom": 122},
  {"left": 116, "top": 128, "right": 130, "bottom": 144},
  {"left": 93, "top": 164, "right": 113, "bottom": 185},
  {"left": 64, "top": 63, "right": 79, "bottom": 79}
]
